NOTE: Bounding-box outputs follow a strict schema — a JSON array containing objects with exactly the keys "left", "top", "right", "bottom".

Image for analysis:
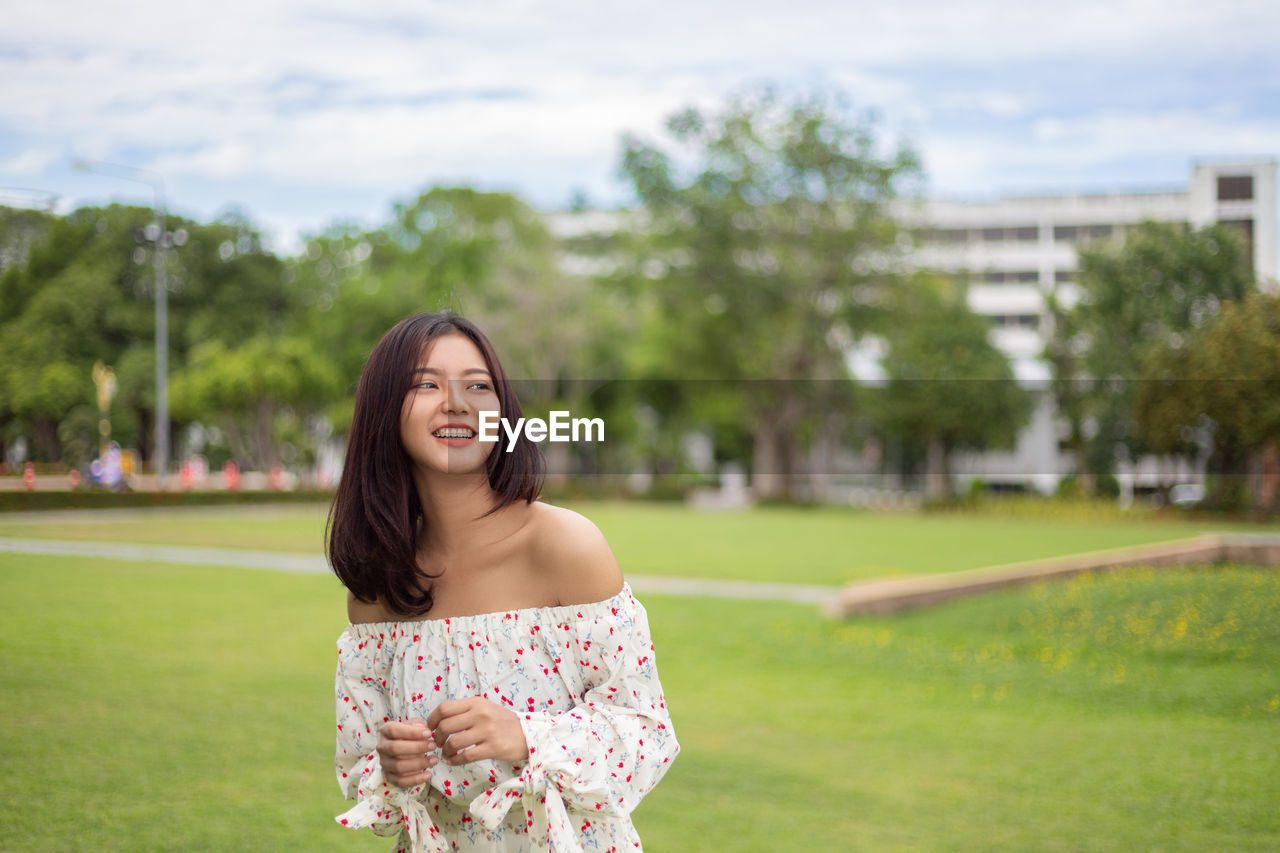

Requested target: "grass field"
[
  {"left": 2, "top": 500, "right": 1276, "bottom": 585},
  {"left": 2, "top": 512, "right": 1278, "bottom": 850}
]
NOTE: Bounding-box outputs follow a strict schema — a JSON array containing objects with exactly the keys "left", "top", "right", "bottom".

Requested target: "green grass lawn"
[
  {"left": 2, "top": 552, "right": 1276, "bottom": 851},
  {"left": 1, "top": 500, "right": 1275, "bottom": 586}
]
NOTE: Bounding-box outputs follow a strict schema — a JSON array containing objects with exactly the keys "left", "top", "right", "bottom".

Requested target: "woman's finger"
[
  {"left": 380, "top": 734, "right": 437, "bottom": 757},
  {"left": 387, "top": 765, "right": 434, "bottom": 787},
  {"left": 384, "top": 751, "right": 439, "bottom": 773},
  {"left": 380, "top": 719, "right": 433, "bottom": 741},
  {"left": 432, "top": 711, "right": 481, "bottom": 748}
]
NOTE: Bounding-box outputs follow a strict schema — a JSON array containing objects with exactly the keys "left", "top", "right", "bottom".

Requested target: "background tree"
[
  {"left": 0, "top": 205, "right": 157, "bottom": 462},
  {"left": 870, "top": 274, "right": 1033, "bottom": 500},
  {"left": 0, "top": 203, "right": 294, "bottom": 468},
  {"left": 0, "top": 206, "right": 53, "bottom": 279},
  {"left": 290, "top": 188, "right": 626, "bottom": 473},
  {"left": 1134, "top": 290, "right": 1280, "bottom": 510},
  {"left": 1059, "top": 220, "right": 1254, "bottom": 489},
  {"left": 1041, "top": 289, "right": 1091, "bottom": 494},
  {"left": 169, "top": 336, "right": 339, "bottom": 471},
  {"left": 619, "top": 87, "right": 920, "bottom": 499}
]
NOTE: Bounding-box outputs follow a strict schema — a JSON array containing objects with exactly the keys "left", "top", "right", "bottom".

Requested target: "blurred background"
[
  {"left": 2, "top": 1, "right": 1279, "bottom": 514},
  {"left": 3, "top": 5, "right": 1280, "bottom": 851}
]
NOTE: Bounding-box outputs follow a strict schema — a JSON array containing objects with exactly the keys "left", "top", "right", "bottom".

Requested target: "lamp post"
[{"left": 72, "top": 159, "right": 171, "bottom": 489}]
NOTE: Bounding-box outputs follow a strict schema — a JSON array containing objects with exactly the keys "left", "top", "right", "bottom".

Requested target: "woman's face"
[{"left": 399, "top": 333, "right": 500, "bottom": 477}]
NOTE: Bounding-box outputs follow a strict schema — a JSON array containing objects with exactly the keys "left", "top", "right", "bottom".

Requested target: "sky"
[{"left": 2, "top": 0, "right": 1278, "bottom": 254}]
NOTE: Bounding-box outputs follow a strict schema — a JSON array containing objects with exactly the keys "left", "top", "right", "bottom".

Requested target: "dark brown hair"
[{"left": 326, "top": 312, "right": 543, "bottom": 616}]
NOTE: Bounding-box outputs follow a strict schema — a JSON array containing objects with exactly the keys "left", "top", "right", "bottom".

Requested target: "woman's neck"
[{"left": 411, "top": 468, "right": 504, "bottom": 556}]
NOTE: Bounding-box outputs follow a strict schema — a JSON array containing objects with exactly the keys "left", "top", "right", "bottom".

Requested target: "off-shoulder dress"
[{"left": 334, "top": 583, "right": 679, "bottom": 852}]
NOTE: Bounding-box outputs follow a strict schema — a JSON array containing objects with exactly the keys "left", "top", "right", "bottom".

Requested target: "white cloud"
[
  {"left": 2, "top": 147, "right": 58, "bottom": 174},
  {"left": 1, "top": 0, "right": 1277, "bottom": 244},
  {"left": 924, "top": 108, "right": 1280, "bottom": 195}
]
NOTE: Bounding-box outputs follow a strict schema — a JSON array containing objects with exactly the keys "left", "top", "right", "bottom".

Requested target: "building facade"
[
  {"left": 549, "top": 159, "right": 1279, "bottom": 496},
  {"left": 897, "top": 158, "right": 1277, "bottom": 493}
]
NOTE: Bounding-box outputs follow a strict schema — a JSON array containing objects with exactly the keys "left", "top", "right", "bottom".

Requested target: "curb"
[{"left": 825, "top": 533, "right": 1280, "bottom": 618}]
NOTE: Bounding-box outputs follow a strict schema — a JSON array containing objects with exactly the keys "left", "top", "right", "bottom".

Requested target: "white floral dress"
[{"left": 334, "top": 583, "right": 679, "bottom": 852}]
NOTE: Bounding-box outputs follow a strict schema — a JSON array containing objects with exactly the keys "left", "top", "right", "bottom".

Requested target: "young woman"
[{"left": 327, "top": 312, "right": 678, "bottom": 852}]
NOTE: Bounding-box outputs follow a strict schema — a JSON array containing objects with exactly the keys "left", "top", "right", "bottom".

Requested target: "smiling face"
[{"left": 399, "top": 333, "right": 500, "bottom": 476}]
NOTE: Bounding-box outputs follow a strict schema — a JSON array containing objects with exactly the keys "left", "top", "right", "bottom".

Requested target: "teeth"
[{"left": 433, "top": 428, "right": 474, "bottom": 439}]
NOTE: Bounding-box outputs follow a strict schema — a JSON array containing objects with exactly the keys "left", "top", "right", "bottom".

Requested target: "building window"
[
  {"left": 976, "top": 225, "right": 1039, "bottom": 242},
  {"left": 1053, "top": 224, "right": 1115, "bottom": 244},
  {"left": 989, "top": 314, "right": 1041, "bottom": 330},
  {"left": 1217, "top": 175, "right": 1254, "bottom": 202},
  {"left": 1054, "top": 271, "right": 1074, "bottom": 284},
  {"left": 919, "top": 228, "right": 969, "bottom": 244},
  {"left": 981, "top": 270, "right": 1040, "bottom": 284}
]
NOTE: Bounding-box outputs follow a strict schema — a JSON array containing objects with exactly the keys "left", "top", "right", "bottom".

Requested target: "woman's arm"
[{"left": 335, "top": 625, "right": 449, "bottom": 852}]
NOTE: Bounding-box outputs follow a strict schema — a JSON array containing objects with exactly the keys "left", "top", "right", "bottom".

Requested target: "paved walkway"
[
  {"left": 0, "top": 537, "right": 839, "bottom": 605},
  {"left": 6, "top": 532, "right": 1278, "bottom": 614}
]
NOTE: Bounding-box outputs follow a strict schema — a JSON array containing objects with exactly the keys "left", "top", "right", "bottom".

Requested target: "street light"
[{"left": 72, "top": 158, "right": 171, "bottom": 489}]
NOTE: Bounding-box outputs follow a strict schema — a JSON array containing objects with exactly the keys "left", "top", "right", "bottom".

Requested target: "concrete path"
[
  {"left": 6, "top": 532, "right": 1278, "bottom": 614},
  {"left": 0, "top": 537, "right": 839, "bottom": 605}
]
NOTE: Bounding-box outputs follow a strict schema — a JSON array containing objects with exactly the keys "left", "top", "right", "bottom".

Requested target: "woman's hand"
[
  {"left": 377, "top": 719, "right": 438, "bottom": 787},
  {"left": 427, "top": 698, "right": 529, "bottom": 765}
]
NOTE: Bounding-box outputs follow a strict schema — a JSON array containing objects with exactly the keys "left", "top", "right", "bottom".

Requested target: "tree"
[
  {"left": 169, "top": 336, "right": 340, "bottom": 470},
  {"left": 1041, "top": 289, "right": 1091, "bottom": 492},
  {"left": 1052, "top": 221, "right": 1254, "bottom": 489},
  {"left": 619, "top": 87, "right": 921, "bottom": 499},
  {"left": 0, "top": 204, "right": 298, "bottom": 466},
  {"left": 870, "top": 275, "right": 1033, "bottom": 500},
  {"left": 0, "top": 205, "right": 157, "bottom": 462},
  {"left": 1134, "top": 291, "right": 1280, "bottom": 511},
  {"left": 0, "top": 206, "right": 53, "bottom": 279},
  {"left": 291, "top": 187, "right": 626, "bottom": 468}
]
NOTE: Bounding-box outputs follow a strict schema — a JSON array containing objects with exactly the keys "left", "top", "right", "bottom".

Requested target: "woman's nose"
[{"left": 445, "top": 379, "right": 468, "bottom": 413}]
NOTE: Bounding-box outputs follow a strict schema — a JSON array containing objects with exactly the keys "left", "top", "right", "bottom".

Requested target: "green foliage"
[
  {"left": 168, "top": 210, "right": 292, "bottom": 347},
  {"left": 0, "top": 205, "right": 53, "bottom": 277},
  {"left": 1135, "top": 290, "right": 1280, "bottom": 510},
  {"left": 170, "top": 336, "right": 340, "bottom": 469},
  {"left": 0, "top": 203, "right": 297, "bottom": 466},
  {"left": 1052, "top": 220, "right": 1255, "bottom": 487},
  {"left": 620, "top": 87, "right": 921, "bottom": 498},
  {"left": 289, "top": 188, "right": 626, "bottom": 442},
  {"left": 871, "top": 274, "right": 1033, "bottom": 497}
]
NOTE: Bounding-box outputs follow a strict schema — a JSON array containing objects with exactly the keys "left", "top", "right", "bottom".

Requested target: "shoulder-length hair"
[{"left": 326, "top": 311, "right": 543, "bottom": 617}]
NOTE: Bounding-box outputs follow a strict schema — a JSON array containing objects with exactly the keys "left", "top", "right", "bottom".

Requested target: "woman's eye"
[
  {"left": 468, "top": 382, "right": 491, "bottom": 391},
  {"left": 414, "top": 381, "right": 438, "bottom": 390}
]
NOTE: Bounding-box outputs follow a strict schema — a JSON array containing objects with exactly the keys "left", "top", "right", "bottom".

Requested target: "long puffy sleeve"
[
  {"left": 335, "top": 626, "right": 450, "bottom": 853},
  {"left": 467, "top": 587, "right": 680, "bottom": 851}
]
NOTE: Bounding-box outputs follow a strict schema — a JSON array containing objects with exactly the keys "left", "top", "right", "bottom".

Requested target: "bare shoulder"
[
  {"left": 528, "top": 502, "right": 623, "bottom": 606},
  {"left": 346, "top": 589, "right": 394, "bottom": 624}
]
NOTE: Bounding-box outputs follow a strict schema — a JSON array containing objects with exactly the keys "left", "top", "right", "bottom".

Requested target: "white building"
[
  {"left": 896, "top": 158, "right": 1277, "bottom": 493},
  {"left": 548, "top": 158, "right": 1279, "bottom": 496}
]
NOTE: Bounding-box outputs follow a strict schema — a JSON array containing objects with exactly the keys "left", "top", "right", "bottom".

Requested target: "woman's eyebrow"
[{"left": 412, "top": 367, "right": 491, "bottom": 376}]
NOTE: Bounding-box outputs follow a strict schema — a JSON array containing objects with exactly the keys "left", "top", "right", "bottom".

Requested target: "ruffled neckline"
[{"left": 343, "top": 582, "right": 632, "bottom": 635}]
